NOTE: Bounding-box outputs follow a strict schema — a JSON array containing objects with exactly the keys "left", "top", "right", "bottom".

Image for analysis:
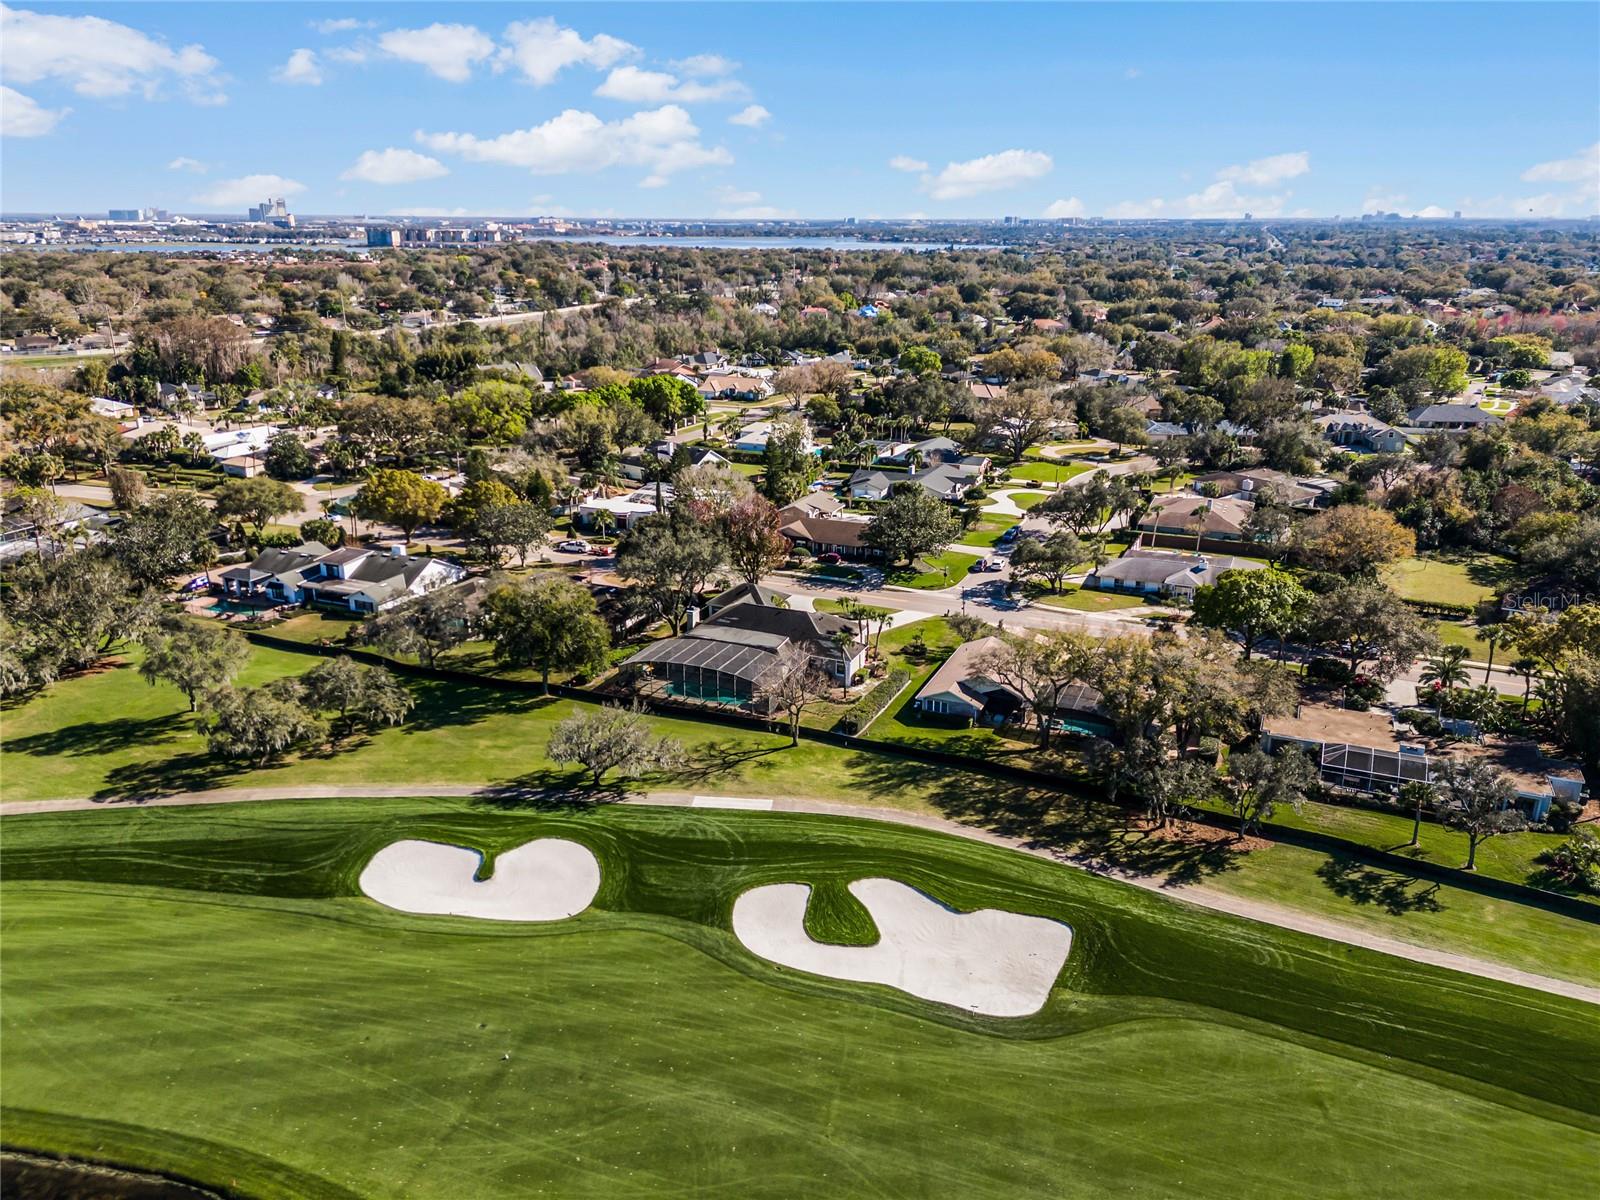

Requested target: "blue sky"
[{"left": 2, "top": 2, "right": 1597, "bottom": 219}]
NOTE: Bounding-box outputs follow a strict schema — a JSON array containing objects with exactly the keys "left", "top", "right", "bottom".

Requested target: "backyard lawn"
[
  {"left": 1008, "top": 491, "right": 1050, "bottom": 511},
  {"left": 1382, "top": 553, "right": 1520, "bottom": 608},
  {"left": 1032, "top": 587, "right": 1152, "bottom": 612},
  {"left": 2, "top": 799, "right": 1595, "bottom": 1199},
  {"left": 1004, "top": 461, "right": 1093, "bottom": 486},
  {"left": 884, "top": 550, "right": 978, "bottom": 589}
]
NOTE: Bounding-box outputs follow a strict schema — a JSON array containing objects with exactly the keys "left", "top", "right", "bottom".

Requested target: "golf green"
[{"left": 3, "top": 798, "right": 1596, "bottom": 1199}]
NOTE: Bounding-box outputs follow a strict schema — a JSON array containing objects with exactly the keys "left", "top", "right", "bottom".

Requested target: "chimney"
[{"left": 685, "top": 605, "right": 701, "bottom": 630}]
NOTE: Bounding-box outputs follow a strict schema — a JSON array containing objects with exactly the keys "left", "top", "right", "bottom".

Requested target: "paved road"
[{"left": 5, "top": 784, "right": 1592, "bottom": 1006}]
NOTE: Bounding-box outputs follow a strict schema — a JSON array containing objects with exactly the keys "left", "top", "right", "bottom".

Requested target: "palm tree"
[
  {"left": 1511, "top": 656, "right": 1539, "bottom": 715},
  {"left": 1481, "top": 625, "right": 1503, "bottom": 686},
  {"left": 1419, "top": 645, "right": 1471, "bottom": 712}
]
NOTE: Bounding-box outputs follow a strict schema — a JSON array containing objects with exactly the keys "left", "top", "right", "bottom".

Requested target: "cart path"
[{"left": 4, "top": 784, "right": 1595, "bottom": 1006}]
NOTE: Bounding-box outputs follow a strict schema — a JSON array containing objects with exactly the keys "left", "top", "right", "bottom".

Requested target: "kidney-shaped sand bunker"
[
  {"left": 360, "top": 839, "right": 601, "bottom": 921},
  {"left": 732, "top": 878, "right": 1073, "bottom": 1018}
]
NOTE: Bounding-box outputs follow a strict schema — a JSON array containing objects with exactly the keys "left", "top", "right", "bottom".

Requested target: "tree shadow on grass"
[
  {"left": 666, "top": 737, "right": 788, "bottom": 786},
  {"left": 843, "top": 748, "right": 1250, "bottom": 887},
  {"left": 7, "top": 713, "right": 191, "bottom": 759},
  {"left": 1316, "top": 857, "right": 1443, "bottom": 915},
  {"left": 473, "top": 765, "right": 624, "bottom": 811},
  {"left": 92, "top": 750, "right": 255, "bottom": 802},
  {"left": 396, "top": 679, "right": 558, "bottom": 734}
]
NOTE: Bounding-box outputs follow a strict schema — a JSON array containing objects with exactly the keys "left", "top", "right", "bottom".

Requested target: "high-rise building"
[
  {"left": 108, "top": 209, "right": 142, "bottom": 221},
  {"left": 366, "top": 227, "right": 401, "bottom": 247},
  {"left": 248, "top": 197, "right": 291, "bottom": 222}
]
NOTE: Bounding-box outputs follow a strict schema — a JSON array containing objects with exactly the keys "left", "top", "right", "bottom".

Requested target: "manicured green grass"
[
  {"left": 884, "top": 550, "right": 978, "bottom": 589},
  {"left": 0, "top": 646, "right": 952, "bottom": 812},
  {"left": 1381, "top": 554, "right": 1520, "bottom": 608},
  {"left": 1033, "top": 588, "right": 1151, "bottom": 612},
  {"left": 801, "top": 878, "right": 881, "bottom": 945},
  {"left": 1, "top": 799, "right": 1596, "bottom": 1199},
  {"left": 1436, "top": 619, "right": 1498, "bottom": 662},
  {"left": 1004, "top": 461, "right": 1093, "bottom": 486},
  {"left": 954, "top": 518, "right": 1019, "bottom": 548},
  {"left": 6, "top": 640, "right": 1596, "bottom": 987},
  {"left": 1008, "top": 491, "right": 1050, "bottom": 510}
]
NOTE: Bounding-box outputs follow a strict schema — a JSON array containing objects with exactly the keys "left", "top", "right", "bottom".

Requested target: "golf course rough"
[
  {"left": 3, "top": 798, "right": 1598, "bottom": 1200},
  {"left": 359, "top": 837, "right": 600, "bottom": 921},
  {"left": 733, "top": 878, "right": 1073, "bottom": 1016}
]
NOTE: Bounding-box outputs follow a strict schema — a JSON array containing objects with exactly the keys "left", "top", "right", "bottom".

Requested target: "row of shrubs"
[{"left": 835, "top": 668, "right": 912, "bottom": 735}]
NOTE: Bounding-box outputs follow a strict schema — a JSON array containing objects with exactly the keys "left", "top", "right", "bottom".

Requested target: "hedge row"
[{"left": 835, "top": 668, "right": 913, "bottom": 735}]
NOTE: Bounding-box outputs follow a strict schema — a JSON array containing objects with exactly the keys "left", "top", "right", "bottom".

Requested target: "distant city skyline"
[{"left": 2, "top": 2, "right": 1597, "bottom": 220}]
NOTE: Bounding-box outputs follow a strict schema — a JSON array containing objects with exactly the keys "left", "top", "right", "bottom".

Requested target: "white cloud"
[
  {"left": 0, "top": 84, "right": 66, "bottom": 135},
  {"left": 729, "top": 104, "right": 770, "bottom": 128},
  {"left": 326, "top": 45, "right": 370, "bottom": 65},
  {"left": 673, "top": 54, "right": 738, "bottom": 77},
  {"left": 1361, "top": 191, "right": 1410, "bottom": 214},
  {"left": 378, "top": 23, "right": 496, "bottom": 82},
  {"left": 1124, "top": 67, "right": 1142, "bottom": 80},
  {"left": 1107, "top": 197, "right": 1165, "bottom": 219},
  {"left": 715, "top": 186, "right": 763, "bottom": 205},
  {"left": 924, "top": 149, "right": 1052, "bottom": 200},
  {"left": 194, "top": 173, "right": 306, "bottom": 207},
  {"left": 1, "top": 5, "right": 224, "bottom": 104},
  {"left": 418, "top": 105, "right": 731, "bottom": 184},
  {"left": 1043, "top": 197, "right": 1085, "bottom": 218},
  {"left": 1178, "top": 180, "right": 1290, "bottom": 218},
  {"left": 272, "top": 48, "right": 322, "bottom": 86},
  {"left": 889, "top": 154, "right": 928, "bottom": 173},
  {"left": 1522, "top": 143, "right": 1599, "bottom": 184},
  {"left": 311, "top": 18, "right": 371, "bottom": 35},
  {"left": 167, "top": 155, "right": 206, "bottom": 173},
  {"left": 594, "top": 65, "right": 746, "bottom": 104},
  {"left": 341, "top": 147, "right": 448, "bottom": 185},
  {"left": 1216, "top": 151, "right": 1309, "bottom": 186},
  {"left": 718, "top": 205, "right": 794, "bottom": 220},
  {"left": 497, "top": 18, "right": 636, "bottom": 86}
]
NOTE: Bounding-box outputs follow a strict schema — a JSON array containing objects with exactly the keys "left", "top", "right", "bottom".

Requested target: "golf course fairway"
[{"left": 3, "top": 797, "right": 1596, "bottom": 1199}]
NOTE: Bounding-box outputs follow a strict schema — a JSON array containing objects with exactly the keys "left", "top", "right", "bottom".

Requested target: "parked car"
[
  {"left": 818, "top": 552, "right": 843, "bottom": 565},
  {"left": 997, "top": 525, "right": 1021, "bottom": 543},
  {"left": 984, "top": 558, "right": 1005, "bottom": 572},
  {"left": 557, "top": 539, "right": 592, "bottom": 553},
  {"left": 969, "top": 558, "right": 989, "bottom": 573}
]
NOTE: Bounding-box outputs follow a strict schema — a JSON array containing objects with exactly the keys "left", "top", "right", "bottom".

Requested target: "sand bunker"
[
  {"left": 732, "top": 879, "right": 1072, "bottom": 1017},
  {"left": 359, "top": 839, "right": 600, "bottom": 921}
]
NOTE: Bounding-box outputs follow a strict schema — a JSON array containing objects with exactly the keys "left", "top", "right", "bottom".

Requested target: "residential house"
[
  {"left": 217, "top": 542, "right": 466, "bottom": 613},
  {"left": 0, "top": 498, "right": 114, "bottom": 562},
  {"left": 701, "top": 374, "right": 773, "bottom": 402},
  {"left": 642, "top": 358, "right": 698, "bottom": 378},
  {"left": 777, "top": 496, "right": 881, "bottom": 560},
  {"left": 1085, "top": 546, "right": 1264, "bottom": 600},
  {"left": 734, "top": 419, "right": 816, "bottom": 456},
  {"left": 1262, "top": 703, "right": 1585, "bottom": 818},
  {"left": 204, "top": 425, "right": 279, "bottom": 478},
  {"left": 576, "top": 484, "right": 674, "bottom": 531},
  {"left": 624, "top": 591, "right": 866, "bottom": 705},
  {"left": 685, "top": 350, "right": 728, "bottom": 370},
  {"left": 1313, "top": 411, "right": 1410, "bottom": 454},
  {"left": 911, "top": 635, "right": 1111, "bottom": 735},
  {"left": 89, "top": 396, "right": 141, "bottom": 431},
  {"left": 1190, "top": 468, "right": 1321, "bottom": 508},
  {"left": 847, "top": 462, "right": 983, "bottom": 503},
  {"left": 157, "top": 382, "right": 216, "bottom": 410},
  {"left": 705, "top": 580, "right": 791, "bottom": 617},
  {"left": 1406, "top": 404, "right": 1503, "bottom": 431},
  {"left": 1137, "top": 494, "right": 1257, "bottom": 543}
]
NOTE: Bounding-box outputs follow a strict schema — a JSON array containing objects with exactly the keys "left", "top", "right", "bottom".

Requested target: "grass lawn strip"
[{"left": 1, "top": 799, "right": 1596, "bottom": 1198}]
